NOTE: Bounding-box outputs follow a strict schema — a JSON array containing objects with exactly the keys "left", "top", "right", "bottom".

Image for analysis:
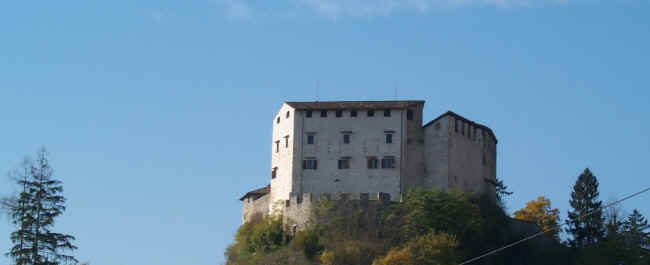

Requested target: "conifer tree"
[
  {"left": 622, "top": 209, "right": 650, "bottom": 262},
  {"left": 4, "top": 148, "right": 77, "bottom": 265},
  {"left": 566, "top": 168, "right": 605, "bottom": 249}
]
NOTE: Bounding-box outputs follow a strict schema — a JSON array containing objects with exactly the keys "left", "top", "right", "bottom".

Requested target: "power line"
[{"left": 458, "top": 186, "right": 650, "bottom": 265}]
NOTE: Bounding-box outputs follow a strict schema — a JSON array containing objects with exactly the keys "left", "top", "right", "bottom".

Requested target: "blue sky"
[{"left": 1, "top": 1, "right": 649, "bottom": 264}]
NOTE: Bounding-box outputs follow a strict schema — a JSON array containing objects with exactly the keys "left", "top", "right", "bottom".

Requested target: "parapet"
[{"left": 284, "top": 192, "right": 396, "bottom": 207}]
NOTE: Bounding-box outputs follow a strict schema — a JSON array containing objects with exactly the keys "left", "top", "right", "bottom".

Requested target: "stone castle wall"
[{"left": 282, "top": 192, "right": 395, "bottom": 231}]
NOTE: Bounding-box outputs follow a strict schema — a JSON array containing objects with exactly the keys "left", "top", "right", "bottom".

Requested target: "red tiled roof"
[
  {"left": 239, "top": 185, "right": 270, "bottom": 201},
  {"left": 423, "top": 111, "right": 498, "bottom": 143},
  {"left": 285, "top": 100, "right": 425, "bottom": 110}
]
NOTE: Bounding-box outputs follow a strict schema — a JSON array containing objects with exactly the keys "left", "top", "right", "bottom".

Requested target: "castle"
[{"left": 240, "top": 100, "right": 498, "bottom": 227}]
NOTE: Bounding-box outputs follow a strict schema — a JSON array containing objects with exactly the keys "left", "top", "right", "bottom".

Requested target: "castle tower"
[{"left": 269, "top": 101, "right": 426, "bottom": 214}]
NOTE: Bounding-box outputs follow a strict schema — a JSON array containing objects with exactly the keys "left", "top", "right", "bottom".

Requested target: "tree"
[
  {"left": 386, "top": 189, "right": 483, "bottom": 243},
  {"left": 622, "top": 209, "right": 650, "bottom": 263},
  {"left": 513, "top": 196, "right": 560, "bottom": 240},
  {"left": 566, "top": 168, "right": 605, "bottom": 249},
  {"left": 372, "top": 232, "right": 460, "bottom": 265},
  {"left": 495, "top": 177, "right": 513, "bottom": 210},
  {"left": 3, "top": 148, "right": 77, "bottom": 265}
]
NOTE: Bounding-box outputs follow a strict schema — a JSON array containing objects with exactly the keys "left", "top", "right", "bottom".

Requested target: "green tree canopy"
[{"left": 566, "top": 168, "right": 605, "bottom": 249}]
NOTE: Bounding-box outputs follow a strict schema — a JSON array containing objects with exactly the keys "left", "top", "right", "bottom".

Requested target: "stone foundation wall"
[{"left": 282, "top": 192, "right": 394, "bottom": 231}]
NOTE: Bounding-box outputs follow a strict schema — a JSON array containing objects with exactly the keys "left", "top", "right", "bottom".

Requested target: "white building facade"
[{"left": 241, "top": 100, "right": 498, "bottom": 222}]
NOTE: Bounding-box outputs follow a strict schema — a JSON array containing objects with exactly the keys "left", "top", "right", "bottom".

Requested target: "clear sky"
[{"left": 1, "top": 1, "right": 649, "bottom": 264}]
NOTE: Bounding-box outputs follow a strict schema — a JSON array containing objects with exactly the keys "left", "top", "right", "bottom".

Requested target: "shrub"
[
  {"left": 385, "top": 189, "right": 483, "bottom": 244},
  {"left": 319, "top": 240, "right": 377, "bottom": 265},
  {"left": 246, "top": 215, "right": 289, "bottom": 253},
  {"left": 290, "top": 227, "right": 323, "bottom": 260},
  {"left": 225, "top": 215, "right": 291, "bottom": 265},
  {"left": 372, "top": 231, "right": 460, "bottom": 265}
]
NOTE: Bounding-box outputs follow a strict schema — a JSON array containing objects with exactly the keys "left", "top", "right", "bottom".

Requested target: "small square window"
[
  {"left": 307, "top": 135, "right": 314, "bottom": 145},
  {"left": 303, "top": 159, "right": 317, "bottom": 170},
  {"left": 367, "top": 157, "right": 378, "bottom": 169},
  {"left": 407, "top": 109, "right": 414, "bottom": 120},
  {"left": 271, "top": 167, "right": 277, "bottom": 179},
  {"left": 336, "top": 110, "right": 343, "bottom": 117},
  {"left": 321, "top": 110, "right": 328, "bottom": 117},
  {"left": 343, "top": 134, "right": 350, "bottom": 144},
  {"left": 367, "top": 110, "right": 375, "bottom": 117},
  {"left": 306, "top": 110, "right": 313, "bottom": 118},
  {"left": 350, "top": 110, "right": 357, "bottom": 117},
  {"left": 338, "top": 159, "right": 350, "bottom": 169},
  {"left": 384, "top": 109, "right": 391, "bottom": 117},
  {"left": 385, "top": 133, "right": 393, "bottom": 144},
  {"left": 381, "top": 157, "right": 395, "bottom": 169}
]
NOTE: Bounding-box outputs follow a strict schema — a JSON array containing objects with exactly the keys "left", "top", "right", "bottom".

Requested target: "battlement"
[{"left": 284, "top": 192, "right": 396, "bottom": 207}]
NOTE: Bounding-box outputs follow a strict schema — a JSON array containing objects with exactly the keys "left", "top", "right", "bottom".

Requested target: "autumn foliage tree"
[
  {"left": 513, "top": 196, "right": 560, "bottom": 240},
  {"left": 372, "top": 232, "right": 460, "bottom": 265}
]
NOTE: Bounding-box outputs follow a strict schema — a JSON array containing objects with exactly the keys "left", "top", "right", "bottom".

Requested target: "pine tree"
[
  {"left": 4, "top": 148, "right": 77, "bottom": 265},
  {"left": 566, "top": 168, "right": 605, "bottom": 249},
  {"left": 622, "top": 209, "right": 650, "bottom": 263},
  {"left": 7, "top": 158, "right": 36, "bottom": 265}
]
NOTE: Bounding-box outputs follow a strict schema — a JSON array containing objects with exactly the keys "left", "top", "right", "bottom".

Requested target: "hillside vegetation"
[{"left": 225, "top": 189, "right": 568, "bottom": 265}]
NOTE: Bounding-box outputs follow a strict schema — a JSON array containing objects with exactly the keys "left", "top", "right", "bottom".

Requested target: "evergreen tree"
[
  {"left": 566, "top": 168, "right": 605, "bottom": 249},
  {"left": 495, "top": 178, "right": 513, "bottom": 210},
  {"left": 622, "top": 209, "right": 650, "bottom": 263},
  {"left": 4, "top": 148, "right": 77, "bottom": 265}
]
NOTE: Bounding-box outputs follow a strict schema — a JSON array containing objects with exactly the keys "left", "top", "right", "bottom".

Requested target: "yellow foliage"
[
  {"left": 372, "top": 232, "right": 459, "bottom": 265},
  {"left": 513, "top": 196, "right": 560, "bottom": 239}
]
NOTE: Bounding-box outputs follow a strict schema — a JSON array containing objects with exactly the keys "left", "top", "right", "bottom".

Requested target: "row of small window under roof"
[
  {"left": 276, "top": 109, "right": 415, "bottom": 124},
  {"left": 271, "top": 157, "right": 396, "bottom": 178},
  {"left": 275, "top": 132, "right": 394, "bottom": 153}
]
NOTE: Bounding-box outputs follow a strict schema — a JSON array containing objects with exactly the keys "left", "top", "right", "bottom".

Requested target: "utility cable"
[{"left": 458, "top": 186, "right": 650, "bottom": 265}]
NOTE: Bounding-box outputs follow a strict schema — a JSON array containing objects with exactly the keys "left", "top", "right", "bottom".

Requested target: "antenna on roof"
[
  {"left": 315, "top": 80, "right": 320, "bottom": 102},
  {"left": 394, "top": 81, "right": 398, "bottom": 100}
]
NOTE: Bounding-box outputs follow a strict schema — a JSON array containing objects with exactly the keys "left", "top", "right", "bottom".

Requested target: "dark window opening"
[
  {"left": 367, "top": 157, "right": 378, "bottom": 169},
  {"left": 320, "top": 110, "right": 328, "bottom": 117},
  {"left": 306, "top": 110, "right": 313, "bottom": 118},
  {"left": 275, "top": 140, "right": 280, "bottom": 153},
  {"left": 384, "top": 109, "right": 391, "bottom": 117},
  {"left": 336, "top": 110, "right": 343, "bottom": 117},
  {"left": 367, "top": 110, "right": 375, "bottom": 117},
  {"left": 271, "top": 168, "right": 277, "bottom": 179},
  {"left": 407, "top": 109, "right": 414, "bottom": 120},
  {"left": 285, "top": 136, "right": 289, "bottom": 148},
  {"left": 276, "top": 117, "right": 280, "bottom": 124},
  {"left": 307, "top": 135, "right": 314, "bottom": 145},
  {"left": 455, "top": 119, "right": 459, "bottom": 133},
  {"left": 343, "top": 134, "right": 350, "bottom": 144},
  {"left": 350, "top": 110, "right": 357, "bottom": 117},
  {"left": 286, "top": 111, "right": 290, "bottom": 118},
  {"left": 385, "top": 133, "right": 393, "bottom": 144},
  {"left": 381, "top": 157, "right": 395, "bottom": 169},
  {"left": 338, "top": 159, "right": 350, "bottom": 169},
  {"left": 303, "top": 159, "right": 317, "bottom": 170}
]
